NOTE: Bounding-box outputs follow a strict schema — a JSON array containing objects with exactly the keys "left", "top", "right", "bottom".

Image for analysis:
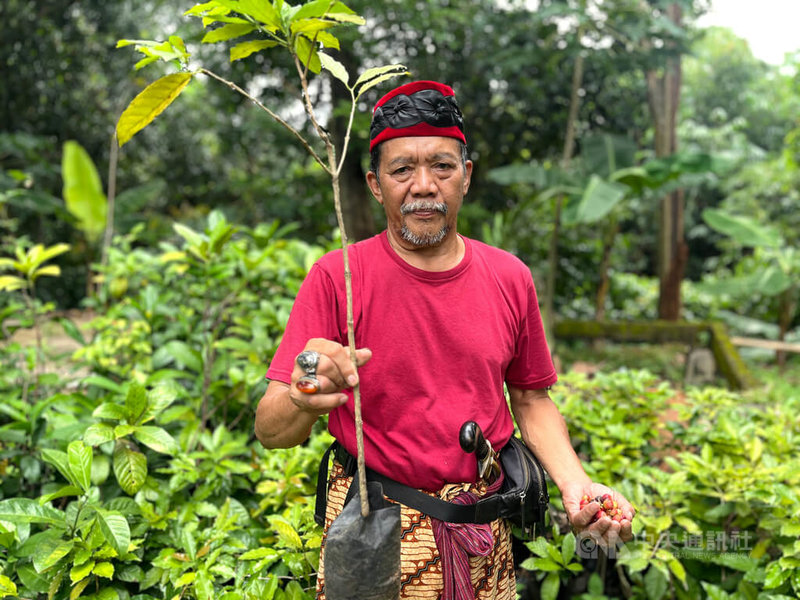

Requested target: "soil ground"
[{"left": 3, "top": 309, "right": 96, "bottom": 377}]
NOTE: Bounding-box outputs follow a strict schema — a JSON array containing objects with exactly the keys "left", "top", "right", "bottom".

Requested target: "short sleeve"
[
  {"left": 504, "top": 273, "right": 558, "bottom": 389},
  {"left": 265, "top": 263, "right": 345, "bottom": 384}
]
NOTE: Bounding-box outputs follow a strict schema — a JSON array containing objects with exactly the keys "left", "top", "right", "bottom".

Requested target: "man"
[{"left": 255, "top": 80, "right": 634, "bottom": 599}]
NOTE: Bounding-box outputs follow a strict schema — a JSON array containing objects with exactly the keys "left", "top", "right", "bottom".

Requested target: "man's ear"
[
  {"left": 462, "top": 160, "right": 473, "bottom": 196},
  {"left": 366, "top": 170, "right": 384, "bottom": 205}
]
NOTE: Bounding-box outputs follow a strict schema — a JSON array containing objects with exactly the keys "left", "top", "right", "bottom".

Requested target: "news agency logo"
[
  {"left": 575, "top": 529, "right": 754, "bottom": 560},
  {"left": 576, "top": 530, "right": 617, "bottom": 559}
]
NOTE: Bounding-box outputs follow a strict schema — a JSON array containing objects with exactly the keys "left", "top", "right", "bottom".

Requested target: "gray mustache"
[{"left": 400, "top": 201, "right": 448, "bottom": 215}]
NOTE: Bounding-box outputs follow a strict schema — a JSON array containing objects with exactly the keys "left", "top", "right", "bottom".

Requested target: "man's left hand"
[{"left": 562, "top": 481, "right": 635, "bottom": 547}]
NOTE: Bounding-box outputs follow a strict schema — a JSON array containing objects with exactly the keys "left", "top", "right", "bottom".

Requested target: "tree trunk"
[
  {"left": 647, "top": 2, "right": 685, "bottom": 321},
  {"left": 545, "top": 46, "right": 585, "bottom": 349},
  {"left": 595, "top": 218, "right": 619, "bottom": 321},
  {"left": 328, "top": 51, "right": 375, "bottom": 241},
  {"left": 777, "top": 289, "right": 797, "bottom": 369}
]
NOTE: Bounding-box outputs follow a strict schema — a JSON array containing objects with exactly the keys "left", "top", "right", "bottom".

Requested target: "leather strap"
[
  {"left": 314, "top": 441, "right": 337, "bottom": 526},
  {"left": 315, "top": 441, "right": 502, "bottom": 525}
]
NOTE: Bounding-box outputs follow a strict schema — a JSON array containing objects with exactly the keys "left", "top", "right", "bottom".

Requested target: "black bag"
[
  {"left": 493, "top": 435, "right": 550, "bottom": 532},
  {"left": 323, "top": 480, "right": 401, "bottom": 600},
  {"left": 316, "top": 436, "right": 549, "bottom": 535}
]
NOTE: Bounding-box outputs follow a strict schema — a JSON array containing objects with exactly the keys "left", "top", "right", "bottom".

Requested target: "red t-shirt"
[{"left": 267, "top": 232, "right": 557, "bottom": 490}]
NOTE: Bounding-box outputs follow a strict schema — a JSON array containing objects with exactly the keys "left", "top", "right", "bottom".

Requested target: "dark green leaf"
[
  {"left": 92, "top": 454, "right": 111, "bottom": 486},
  {"left": 144, "top": 381, "right": 181, "bottom": 420},
  {"left": 162, "top": 340, "right": 203, "bottom": 373},
  {"left": 113, "top": 440, "right": 147, "bottom": 495},
  {"left": 572, "top": 175, "right": 627, "bottom": 224},
  {"left": 32, "top": 538, "right": 73, "bottom": 573},
  {"left": 16, "top": 564, "right": 50, "bottom": 594},
  {"left": 540, "top": 571, "right": 560, "bottom": 600},
  {"left": 95, "top": 510, "right": 131, "bottom": 557},
  {"left": 126, "top": 382, "right": 149, "bottom": 424},
  {"left": 230, "top": 39, "right": 280, "bottom": 62},
  {"left": 83, "top": 375, "right": 125, "bottom": 394},
  {"left": 41, "top": 449, "right": 79, "bottom": 487},
  {"left": 645, "top": 566, "right": 668, "bottom": 600},
  {"left": 0, "top": 499, "right": 66, "bottom": 526},
  {"left": 525, "top": 536, "right": 550, "bottom": 558},
  {"left": 581, "top": 133, "right": 637, "bottom": 176},
  {"left": 133, "top": 426, "right": 179, "bottom": 455},
  {"left": 587, "top": 573, "right": 604, "bottom": 595},
  {"left": 561, "top": 532, "right": 576, "bottom": 565},
  {"left": 701, "top": 582, "right": 732, "bottom": 600},
  {"left": 487, "top": 163, "right": 548, "bottom": 186},
  {"left": 85, "top": 423, "right": 116, "bottom": 446},
  {"left": 57, "top": 316, "right": 86, "bottom": 345},
  {"left": 116, "top": 564, "right": 144, "bottom": 582},
  {"left": 62, "top": 141, "right": 107, "bottom": 242},
  {"left": 702, "top": 209, "right": 783, "bottom": 248},
  {"left": 92, "top": 402, "right": 128, "bottom": 421},
  {"left": 697, "top": 268, "right": 791, "bottom": 298},
  {"left": 67, "top": 440, "right": 93, "bottom": 493},
  {"left": 201, "top": 22, "right": 256, "bottom": 43}
]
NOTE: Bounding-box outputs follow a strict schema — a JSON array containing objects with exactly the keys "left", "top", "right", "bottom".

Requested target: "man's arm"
[
  {"left": 508, "top": 385, "right": 634, "bottom": 543},
  {"left": 508, "top": 386, "right": 591, "bottom": 490},
  {"left": 255, "top": 380, "right": 322, "bottom": 448},
  {"left": 255, "top": 339, "right": 372, "bottom": 449}
]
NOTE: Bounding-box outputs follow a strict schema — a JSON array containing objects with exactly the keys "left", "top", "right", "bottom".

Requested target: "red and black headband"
[{"left": 369, "top": 80, "right": 466, "bottom": 151}]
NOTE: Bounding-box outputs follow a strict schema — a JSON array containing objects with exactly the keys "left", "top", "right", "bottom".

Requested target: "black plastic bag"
[{"left": 324, "top": 481, "right": 401, "bottom": 600}]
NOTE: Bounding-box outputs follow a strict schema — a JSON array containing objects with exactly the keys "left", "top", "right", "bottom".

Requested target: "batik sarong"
[{"left": 315, "top": 460, "right": 516, "bottom": 599}]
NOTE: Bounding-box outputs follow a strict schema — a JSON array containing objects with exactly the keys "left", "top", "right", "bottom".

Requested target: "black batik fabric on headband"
[{"left": 370, "top": 89, "right": 464, "bottom": 141}]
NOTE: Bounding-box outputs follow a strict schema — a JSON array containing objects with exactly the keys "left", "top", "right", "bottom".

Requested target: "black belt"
[{"left": 314, "top": 441, "right": 508, "bottom": 526}]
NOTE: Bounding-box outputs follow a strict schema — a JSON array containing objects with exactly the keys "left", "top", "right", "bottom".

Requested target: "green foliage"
[
  {"left": 517, "top": 370, "right": 800, "bottom": 599},
  {"left": 682, "top": 27, "right": 800, "bottom": 154},
  {"left": 3, "top": 0, "right": 800, "bottom": 598},
  {"left": 0, "top": 240, "right": 73, "bottom": 418},
  {"left": 2, "top": 218, "right": 800, "bottom": 599},
  {"left": 0, "top": 216, "right": 329, "bottom": 599},
  {"left": 116, "top": 73, "right": 194, "bottom": 147},
  {"left": 521, "top": 532, "right": 583, "bottom": 600},
  {"left": 114, "top": 0, "right": 403, "bottom": 151},
  {"left": 699, "top": 208, "right": 799, "bottom": 349},
  {"left": 0, "top": 243, "right": 71, "bottom": 293},
  {"left": 61, "top": 141, "right": 107, "bottom": 243}
]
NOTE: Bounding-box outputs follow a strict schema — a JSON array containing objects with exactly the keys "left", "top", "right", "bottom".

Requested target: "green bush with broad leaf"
[
  {"left": 0, "top": 209, "right": 331, "bottom": 599},
  {"left": 523, "top": 370, "right": 800, "bottom": 600},
  {"left": 1, "top": 0, "right": 799, "bottom": 597},
  {"left": 2, "top": 215, "right": 800, "bottom": 598}
]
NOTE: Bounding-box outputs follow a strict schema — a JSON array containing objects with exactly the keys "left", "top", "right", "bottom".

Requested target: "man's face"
[{"left": 366, "top": 136, "right": 472, "bottom": 250}]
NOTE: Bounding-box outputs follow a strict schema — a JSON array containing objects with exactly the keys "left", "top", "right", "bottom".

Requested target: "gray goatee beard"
[{"left": 399, "top": 201, "right": 449, "bottom": 247}]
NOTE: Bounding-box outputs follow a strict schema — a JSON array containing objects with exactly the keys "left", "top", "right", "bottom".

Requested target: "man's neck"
[{"left": 385, "top": 230, "right": 465, "bottom": 272}]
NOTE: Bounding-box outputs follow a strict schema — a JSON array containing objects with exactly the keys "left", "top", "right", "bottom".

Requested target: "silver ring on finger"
[{"left": 296, "top": 350, "right": 321, "bottom": 394}]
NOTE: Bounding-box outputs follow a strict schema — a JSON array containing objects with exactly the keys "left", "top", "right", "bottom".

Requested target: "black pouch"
[
  {"left": 493, "top": 436, "right": 549, "bottom": 534},
  {"left": 323, "top": 480, "right": 401, "bottom": 600}
]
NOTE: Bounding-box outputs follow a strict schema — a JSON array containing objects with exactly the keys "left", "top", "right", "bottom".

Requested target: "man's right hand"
[
  {"left": 255, "top": 339, "right": 372, "bottom": 449},
  {"left": 289, "top": 338, "right": 372, "bottom": 416}
]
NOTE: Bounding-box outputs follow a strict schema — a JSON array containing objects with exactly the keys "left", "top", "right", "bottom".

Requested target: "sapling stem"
[
  {"left": 200, "top": 51, "right": 395, "bottom": 519},
  {"left": 294, "top": 53, "right": 370, "bottom": 518}
]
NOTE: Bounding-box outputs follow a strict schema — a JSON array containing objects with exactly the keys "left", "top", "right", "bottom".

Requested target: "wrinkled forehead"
[{"left": 377, "top": 136, "right": 463, "bottom": 166}]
